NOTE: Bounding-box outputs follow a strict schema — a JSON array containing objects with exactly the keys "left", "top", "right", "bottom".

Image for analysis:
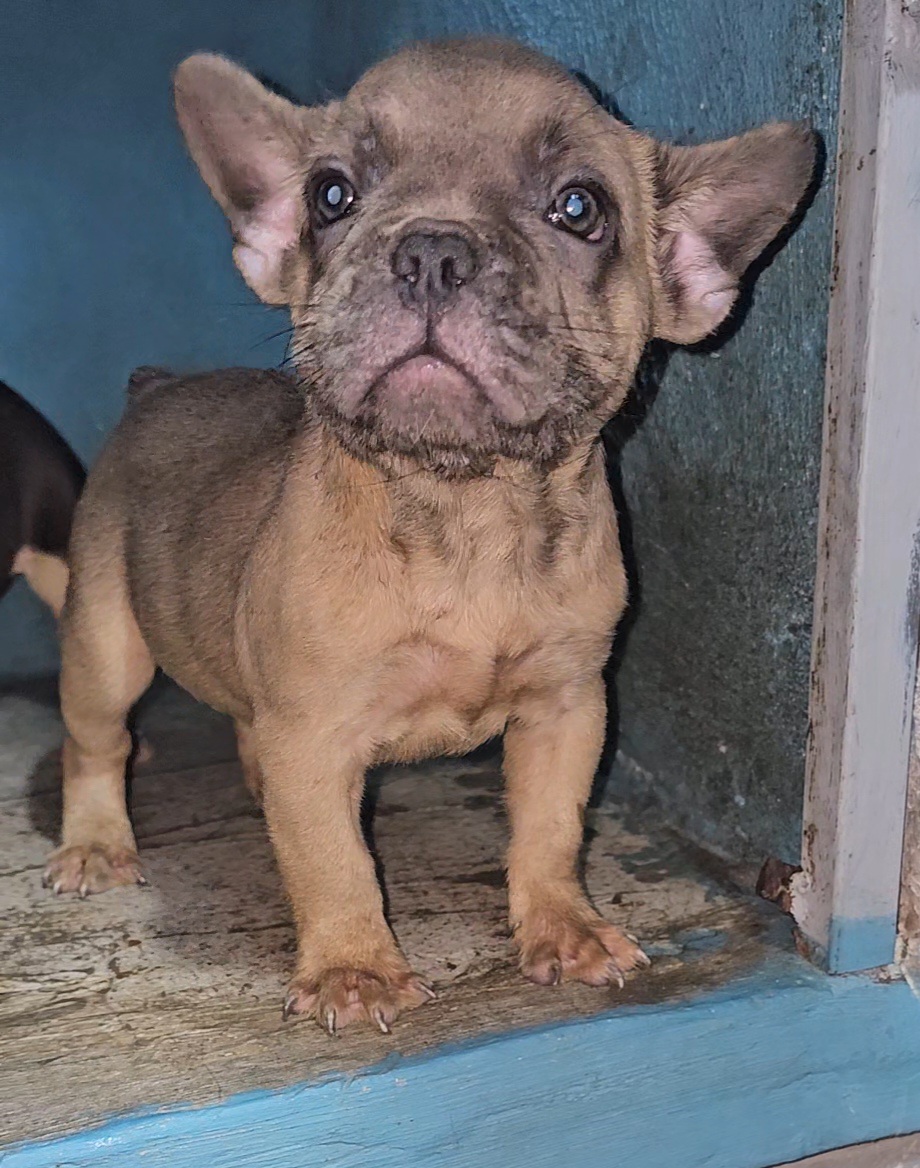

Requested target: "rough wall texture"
[
  {"left": 339, "top": 0, "right": 842, "bottom": 863},
  {"left": 0, "top": 0, "right": 841, "bottom": 860}
]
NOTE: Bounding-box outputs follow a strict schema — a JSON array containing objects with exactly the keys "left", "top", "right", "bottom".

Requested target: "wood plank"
[
  {"left": 0, "top": 683, "right": 770, "bottom": 1147},
  {"left": 785, "top": 1133, "right": 920, "bottom": 1167},
  {"left": 792, "top": 0, "right": 920, "bottom": 972},
  {"left": 4, "top": 946, "right": 920, "bottom": 1168}
]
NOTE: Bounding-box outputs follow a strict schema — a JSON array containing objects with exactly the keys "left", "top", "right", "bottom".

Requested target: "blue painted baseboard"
[
  {"left": 4, "top": 953, "right": 920, "bottom": 1168},
  {"left": 827, "top": 914, "right": 898, "bottom": 974}
]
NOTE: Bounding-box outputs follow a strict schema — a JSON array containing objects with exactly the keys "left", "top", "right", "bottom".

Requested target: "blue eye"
[
  {"left": 314, "top": 173, "right": 356, "bottom": 225},
  {"left": 564, "top": 191, "right": 587, "bottom": 220},
  {"left": 549, "top": 185, "right": 605, "bottom": 240}
]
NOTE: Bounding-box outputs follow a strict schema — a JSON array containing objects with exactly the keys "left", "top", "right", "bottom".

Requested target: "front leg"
[
  {"left": 504, "top": 679, "right": 649, "bottom": 987},
  {"left": 254, "top": 715, "right": 433, "bottom": 1034}
]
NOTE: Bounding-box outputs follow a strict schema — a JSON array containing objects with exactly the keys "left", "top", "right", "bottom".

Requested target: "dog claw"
[
  {"left": 612, "top": 969, "right": 625, "bottom": 990},
  {"left": 419, "top": 982, "right": 437, "bottom": 1002},
  {"left": 283, "top": 968, "right": 432, "bottom": 1034},
  {"left": 43, "top": 845, "right": 145, "bottom": 896}
]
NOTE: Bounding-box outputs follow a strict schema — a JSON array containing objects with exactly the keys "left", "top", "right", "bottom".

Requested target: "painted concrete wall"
[
  {"left": 0, "top": 0, "right": 840, "bottom": 861},
  {"left": 0, "top": 0, "right": 339, "bottom": 674}
]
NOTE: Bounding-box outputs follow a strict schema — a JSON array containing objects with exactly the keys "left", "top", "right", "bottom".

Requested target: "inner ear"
[
  {"left": 174, "top": 54, "right": 320, "bottom": 305},
  {"left": 653, "top": 122, "right": 817, "bottom": 345}
]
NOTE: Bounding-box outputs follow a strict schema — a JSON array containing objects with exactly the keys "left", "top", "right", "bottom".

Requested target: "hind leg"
[{"left": 43, "top": 559, "right": 155, "bottom": 896}]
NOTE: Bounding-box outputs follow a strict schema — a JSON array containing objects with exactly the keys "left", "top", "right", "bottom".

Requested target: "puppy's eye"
[
  {"left": 548, "top": 186, "right": 605, "bottom": 241},
  {"left": 312, "top": 173, "right": 356, "bottom": 225}
]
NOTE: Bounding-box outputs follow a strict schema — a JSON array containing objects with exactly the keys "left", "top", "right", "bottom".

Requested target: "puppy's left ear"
[{"left": 653, "top": 123, "right": 817, "bottom": 344}]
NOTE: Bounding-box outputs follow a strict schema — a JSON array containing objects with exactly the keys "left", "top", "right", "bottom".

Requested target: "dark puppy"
[
  {"left": 48, "top": 39, "right": 816, "bottom": 1033},
  {"left": 0, "top": 382, "right": 84, "bottom": 617}
]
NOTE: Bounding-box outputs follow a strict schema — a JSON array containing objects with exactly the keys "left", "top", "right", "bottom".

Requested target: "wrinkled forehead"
[{"left": 322, "top": 42, "right": 636, "bottom": 189}]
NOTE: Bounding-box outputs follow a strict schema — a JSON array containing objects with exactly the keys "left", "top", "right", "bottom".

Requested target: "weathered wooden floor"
[
  {"left": 1, "top": 678, "right": 780, "bottom": 1147},
  {"left": 787, "top": 1135, "right": 920, "bottom": 1167}
]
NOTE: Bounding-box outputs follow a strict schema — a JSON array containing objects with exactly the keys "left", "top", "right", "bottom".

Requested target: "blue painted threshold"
[
  {"left": 4, "top": 951, "right": 920, "bottom": 1168},
  {"left": 827, "top": 913, "right": 898, "bottom": 974}
]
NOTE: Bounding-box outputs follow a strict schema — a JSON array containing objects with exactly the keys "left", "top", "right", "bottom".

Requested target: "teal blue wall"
[
  {"left": 0, "top": 0, "right": 341, "bottom": 674},
  {"left": 0, "top": 1, "right": 841, "bottom": 862}
]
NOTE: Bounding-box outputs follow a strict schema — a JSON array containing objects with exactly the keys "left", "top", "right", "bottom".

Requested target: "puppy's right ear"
[{"left": 174, "top": 54, "right": 317, "bottom": 304}]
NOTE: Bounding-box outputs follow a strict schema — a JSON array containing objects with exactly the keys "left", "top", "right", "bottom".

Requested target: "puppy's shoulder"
[{"left": 120, "top": 366, "right": 304, "bottom": 440}]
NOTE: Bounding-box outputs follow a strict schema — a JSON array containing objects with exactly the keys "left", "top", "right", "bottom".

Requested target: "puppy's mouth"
[
  {"left": 352, "top": 340, "right": 526, "bottom": 442},
  {"left": 307, "top": 318, "right": 608, "bottom": 474},
  {"left": 300, "top": 280, "right": 589, "bottom": 471},
  {"left": 369, "top": 345, "right": 482, "bottom": 406}
]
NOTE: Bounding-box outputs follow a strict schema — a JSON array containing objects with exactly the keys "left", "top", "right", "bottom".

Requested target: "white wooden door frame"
[{"left": 790, "top": 0, "right": 920, "bottom": 974}]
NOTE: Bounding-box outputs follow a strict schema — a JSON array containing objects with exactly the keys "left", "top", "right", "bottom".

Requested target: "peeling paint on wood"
[
  {"left": 898, "top": 645, "right": 920, "bottom": 986},
  {"left": 792, "top": 0, "right": 920, "bottom": 973}
]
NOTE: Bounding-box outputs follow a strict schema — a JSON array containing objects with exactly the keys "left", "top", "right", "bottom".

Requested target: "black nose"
[{"left": 391, "top": 229, "right": 479, "bottom": 309}]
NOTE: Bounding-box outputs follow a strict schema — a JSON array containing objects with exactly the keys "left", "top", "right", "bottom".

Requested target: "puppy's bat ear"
[
  {"left": 652, "top": 122, "right": 817, "bottom": 344},
  {"left": 174, "top": 54, "right": 319, "bottom": 304}
]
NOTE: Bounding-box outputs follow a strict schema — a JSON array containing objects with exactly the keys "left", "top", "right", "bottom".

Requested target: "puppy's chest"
[{"left": 367, "top": 548, "right": 601, "bottom": 758}]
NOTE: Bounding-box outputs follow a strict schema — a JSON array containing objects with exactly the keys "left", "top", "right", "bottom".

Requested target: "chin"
[{"left": 304, "top": 348, "right": 610, "bottom": 477}]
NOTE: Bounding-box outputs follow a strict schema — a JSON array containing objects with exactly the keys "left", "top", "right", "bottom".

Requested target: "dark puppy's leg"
[
  {"left": 11, "top": 547, "right": 69, "bottom": 617},
  {"left": 44, "top": 525, "right": 154, "bottom": 896},
  {"left": 504, "top": 678, "right": 649, "bottom": 987}
]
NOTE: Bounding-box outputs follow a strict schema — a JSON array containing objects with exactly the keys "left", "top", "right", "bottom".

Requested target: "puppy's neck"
[{"left": 304, "top": 413, "right": 604, "bottom": 509}]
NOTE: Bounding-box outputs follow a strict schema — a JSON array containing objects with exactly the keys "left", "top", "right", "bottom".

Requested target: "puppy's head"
[{"left": 175, "top": 39, "right": 816, "bottom": 477}]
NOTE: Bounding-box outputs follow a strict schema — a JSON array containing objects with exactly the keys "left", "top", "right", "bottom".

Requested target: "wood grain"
[{"left": 0, "top": 683, "right": 772, "bottom": 1146}]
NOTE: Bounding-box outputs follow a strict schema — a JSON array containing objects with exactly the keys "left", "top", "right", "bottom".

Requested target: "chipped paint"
[{"left": 795, "top": 0, "right": 920, "bottom": 972}]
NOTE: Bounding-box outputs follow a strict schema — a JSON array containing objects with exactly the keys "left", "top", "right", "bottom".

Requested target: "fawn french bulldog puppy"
[{"left": 46, "top": 39, "right": 816, "bottom": 1032}]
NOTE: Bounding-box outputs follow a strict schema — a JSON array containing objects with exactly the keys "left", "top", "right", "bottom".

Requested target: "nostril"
[
  {"left": 447, "top": 239, "right": 477, "bottom": 286},
  {"left": 440, "top": 256, "right": 457, "bottom": 288},
  {"left": 392, "top": 235, "right": 424, "bottom": 286},
  {"left": 393, "top": 247, "right": 421, "bottom": 286}
]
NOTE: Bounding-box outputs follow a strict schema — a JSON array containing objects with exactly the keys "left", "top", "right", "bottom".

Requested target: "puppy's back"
[{"left": 71, "top": 367, "right": 306, "bottom": 709}]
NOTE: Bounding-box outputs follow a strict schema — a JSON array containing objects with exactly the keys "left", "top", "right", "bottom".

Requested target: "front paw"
[
  {"left": 515, "top": 900, "right": 649, "bottom": 988},
  {"left": 43, "top": 842, "right": 146, "bottom": 897},
  {"left": 282, "top": 962, "right": 436, "bottom": 1035}
]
